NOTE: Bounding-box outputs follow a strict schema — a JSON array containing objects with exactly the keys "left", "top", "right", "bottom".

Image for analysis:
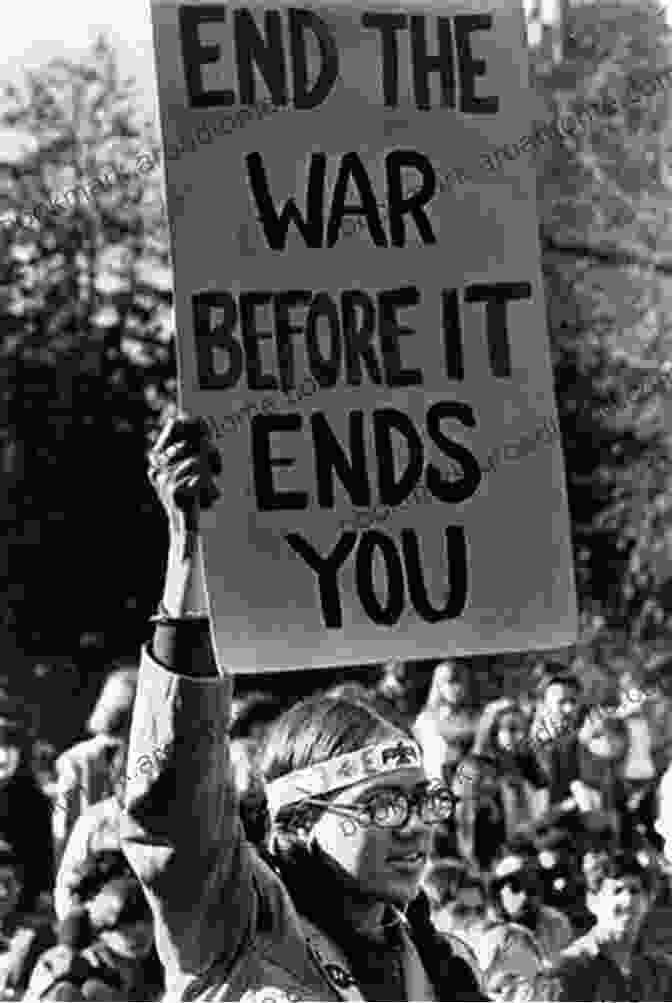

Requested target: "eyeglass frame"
[{"left": 296, "top": 781, "right": 459, "bottom": 831}]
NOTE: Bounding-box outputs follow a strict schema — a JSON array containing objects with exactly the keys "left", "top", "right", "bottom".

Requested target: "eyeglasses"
[{"left": 302, "top": 783, "right": 458, "bottom": 830}]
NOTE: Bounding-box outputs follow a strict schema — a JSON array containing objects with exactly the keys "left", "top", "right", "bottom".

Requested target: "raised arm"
[{"left": 120, "top": 416, "right": 256, "bottom": 992}]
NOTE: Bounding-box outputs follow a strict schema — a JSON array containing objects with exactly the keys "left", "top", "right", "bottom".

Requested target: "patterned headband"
[{"left": 265, "top": 738, "right": 424, "bottom": 818}]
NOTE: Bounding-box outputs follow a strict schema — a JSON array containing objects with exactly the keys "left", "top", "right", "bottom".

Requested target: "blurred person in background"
[
  {"left": 439, "top": 753, "right": 505, "bottom": 870},
  {"left": 472, "top": 698, "right": 549, "bottom": 840},
  {"left": 470, "top": 922, "right": 549, "bottom": 1002},
  {"left": 413, "top": 661, "right": 478, "bottom": 784},
  {"left": 530, "top": 672, "right": 583, "bottom": 806},
  {"left": 549, "top": 850, "right": 672, "bottom": 1000},
  {"left": 0, "top": 839, "right": 55, "bottom": 1000},
  {"left": 52, "top": 667, "right": 137, "bottom": 865},
  {"left": 0, "top": 690, "right": 53, "bottom": 914},
  {"left": 53, "top": 749, "right": 129, "bottom": 922},
  {"left": 487, "top": 843, "right": 574, "bottom": 965},
  {"left": 574, "top": 713, "right": 629, "bottom": 844},
  {"left": 426, "top": 862, "right": 489, "bottom": 952},
  {"left": 26, "top": 851, "right": 161, "bottom": 1001}
]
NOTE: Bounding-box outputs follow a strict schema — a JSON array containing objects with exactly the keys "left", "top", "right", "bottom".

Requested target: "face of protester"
[
  {"left": 495, "top": 712, "right": 528, "bottom": 753},
  {"left": 436, "top": 663, "right": 465, "bottom": 707},
  {"left": 311, "top": 765, "right": 433, "bottom": 907},
  {"left": 0, "top": 867, "right": 22, "bottom": 921},
  {"left": 589, "top": 876, "right": 650, "bottom": 941},
  {"left": 0, "top": 745, "right": 21, "bottom": 785},
  {"left": 544, "top": 683, "right": 579, "bottom": 733}
]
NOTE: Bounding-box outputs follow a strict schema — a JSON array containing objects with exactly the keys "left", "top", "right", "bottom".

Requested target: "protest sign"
[{"left": 150, "top": 0, "right": 577, "bottom": 672}]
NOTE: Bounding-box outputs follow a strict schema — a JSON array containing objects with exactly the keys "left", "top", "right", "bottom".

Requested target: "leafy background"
[{"left": 2, "top": 2, "right": 672, "bottom": 748}]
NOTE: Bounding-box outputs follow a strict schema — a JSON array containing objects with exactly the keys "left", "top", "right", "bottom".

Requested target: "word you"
[
  {"left": 193, "top": 279, "right": 531, "bottom": 630},
  {"left": 1, "top": 149, "right": 160, "bottom": 232},
  {"left": 180, "top": 7, "right": 499, "bottom": 113}
]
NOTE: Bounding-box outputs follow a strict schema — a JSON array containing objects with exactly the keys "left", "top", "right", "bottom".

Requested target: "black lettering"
[
  {"left": 378, "top": 286, "right": 423, "bottom": 385},
  {"left": 361, "top": 12, "right": 407, "bottom": 107},
  {"left": 240, "top": 292, "right": 278, "bottom": 390},
  {"left": 342, "top": 291, "right": 382, "bottom": 385},
  {"left": 410, "top": 15, "right": 456, "bottom": 110},
  {"left": 285, "top": 531, "right": 357, "bottom": 628},
  {"left": 374, "top": 409, "right": 423, "bottom": 506},
  {"left": 306, "top": 293, "right": 342, "bottom": 387},
  {"left": 246, "top": 151, "right": 326, "bottom": 249},
  {"left": 288, "top": 8, "right": 339, "bottom": 109},
  {"left": 179, "top": 5, "right": 235, "bottom": 109},
  {"left": 385, "top": 151, "right": 437, "bottom": 246},
  {"left": 327, "top": 153, "right": 388, "bottom": 248},
  {"left": 274, "top": 290, "right": 311, "bottom": 391},
  {"left": 312, "top": 411, "right": 370, "bottom": 507},
  {"left": 455, "top": 15, "right": 499, "bottom": 114},
  {"left": 426, "top": 401, "right": 481, "bottom": 502},
  {"left": 234, "top": 9, "right": 288, "bottom": 106},
  {"left": 441, "top": 289, "right": 464, "bottom": 380},
  {"left": 465, "top": 281, "right": 531, "bottom": 378},
  {"left": 402, "top": 526, "right": 468, "bottom": 621},
  {"left": 252, "top": 413, "right": 307, "bottom": 510},
  {"left": 193, "top": 291, "right": 243, "bottom": 389},
  {"left": 356, "top": 531, "right": 405, "bottom": 625}
]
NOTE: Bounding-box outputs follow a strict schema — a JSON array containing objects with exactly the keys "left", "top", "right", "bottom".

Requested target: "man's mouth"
[{"left": 387, "top": 850, "right": 426, "bottom": 872}]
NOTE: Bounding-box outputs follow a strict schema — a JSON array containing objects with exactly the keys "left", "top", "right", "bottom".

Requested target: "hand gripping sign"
[{"left": 150, "top": 0, "right": 577, "bottom": 672}]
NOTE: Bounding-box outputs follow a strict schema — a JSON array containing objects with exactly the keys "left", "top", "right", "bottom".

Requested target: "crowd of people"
[{"left": 2, "top": 413, "right": 672, "bottom": 1000}]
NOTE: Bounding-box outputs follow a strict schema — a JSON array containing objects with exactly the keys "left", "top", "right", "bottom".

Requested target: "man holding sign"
[
  {"left": 121, "top": 414, "right": 487, "bottom": 1001},
  {"left": 152, "top": 0, "right": 577, "bottom": 673}
]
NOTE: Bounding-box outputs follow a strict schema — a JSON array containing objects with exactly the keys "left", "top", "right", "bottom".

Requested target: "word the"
[
  {"left": 180, "top": 8, "right": 499, "bottom": 113},
  {"left": 597, "top": 362, "right": 672, "bottom": 419},
  {"left": 206, "top": 376, "right": 320, "bottom": 436}
]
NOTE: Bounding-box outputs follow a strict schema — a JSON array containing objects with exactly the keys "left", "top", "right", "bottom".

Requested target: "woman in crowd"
[
  {"left": 53, "top": 747, "right": 129, "bottom": 921},
  {"left": 413, "top": 661, "right": 478, "bottom": 783},
  {"left": 120, "top": 414, "right": 485, "bottom": 1002},
  {"left": 471, "top": 699, "right": 549, "bottom": 844},
  {"left": 53, "top": 668, "right": 137, "bottom": 865}
]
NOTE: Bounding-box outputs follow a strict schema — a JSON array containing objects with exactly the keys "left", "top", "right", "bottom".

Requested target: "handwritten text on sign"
[{"left": 153, "top": 0, "right": 577, "bottom": 669}]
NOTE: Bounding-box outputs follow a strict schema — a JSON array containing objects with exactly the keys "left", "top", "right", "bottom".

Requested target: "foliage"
[
  {"left": 0, "top": 37, "right": 174, "bottom": 695},
  {"left": 531, "top": 0, "right": 672, "bottom": 668}
]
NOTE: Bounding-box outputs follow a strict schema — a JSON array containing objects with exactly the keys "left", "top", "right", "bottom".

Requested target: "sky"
[{"left": 1, "top": 0, "right": 159, "bottom": 122}]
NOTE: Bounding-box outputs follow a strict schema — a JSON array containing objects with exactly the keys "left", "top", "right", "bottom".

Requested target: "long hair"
[{"left": 261, "top": 693, "right": 407, "bottom": 837}]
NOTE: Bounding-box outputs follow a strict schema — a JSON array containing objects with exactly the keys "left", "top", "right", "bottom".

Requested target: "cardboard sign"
[{"left": 150, "top": 0, "right": 577, "bottom": 672}]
